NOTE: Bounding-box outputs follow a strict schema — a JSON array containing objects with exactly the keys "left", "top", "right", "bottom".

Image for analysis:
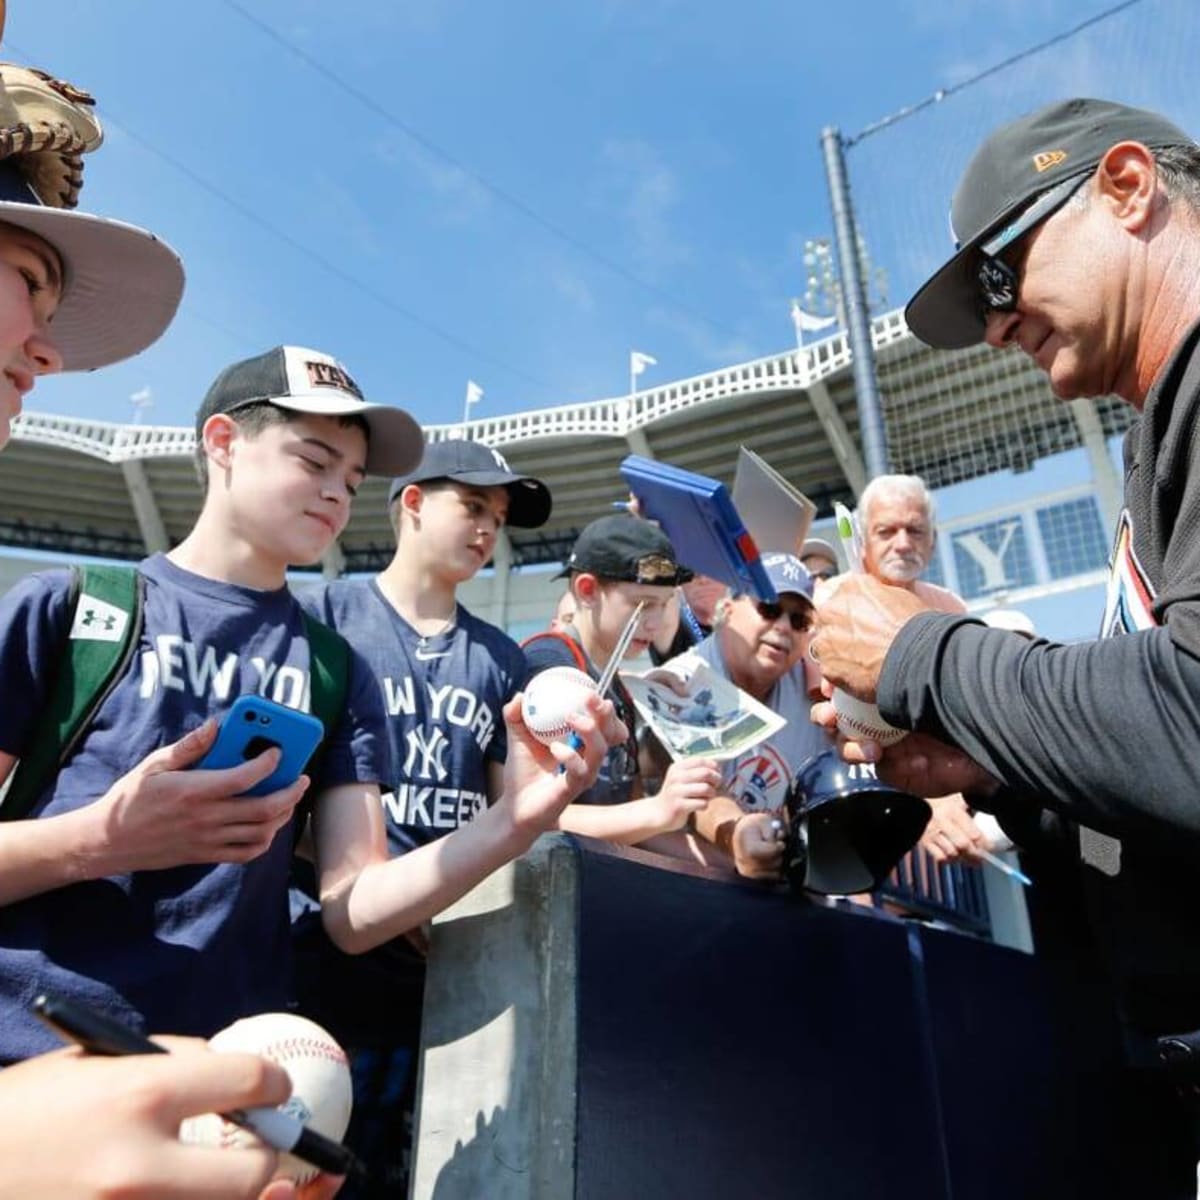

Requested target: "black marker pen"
[{"left": 32, "top": 993, "right": 367, "bottom": 1184}]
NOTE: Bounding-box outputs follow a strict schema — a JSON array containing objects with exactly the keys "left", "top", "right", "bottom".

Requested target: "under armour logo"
[{"left": 70, "top": 592, "right": 129, "bottom": 644}]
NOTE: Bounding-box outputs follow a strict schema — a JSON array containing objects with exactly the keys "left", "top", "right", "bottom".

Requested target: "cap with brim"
[
  {"left": 905, "top": 98, "right": 1195, "bottom": 350},
  {"left": 197, "top": 345, "right": 424, "bottom": 477},
  {"left": 387, "top": 437, "right": 551, "bottom": 528},
  {"left": 0, "top": 161, "right": 183, "bottom": 371},
  {"left": 800, "top": 537, "right": 839, "bottom": 566},
  {"left": 556, "top": 513, "right": 693, "bottom": 585},
  {"left": 762, "top": 552, "right": 815, "bottom": 603}
]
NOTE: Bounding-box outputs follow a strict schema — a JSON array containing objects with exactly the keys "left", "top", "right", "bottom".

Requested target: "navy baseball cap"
[
  {"left": 197, "top": 345, "right": 424, "bottom": 477},
  {"left": 557, "top": 514, "right": 693, "bottom": 585},
  {"left": 906, "top": 98, "right": 1194, "bottom": 349},
  {"left": 762, "top": 553, "right": 815, "bottom": 604},
  {"left": 387, "top": 438, "right": 552, "bottom": 528}
]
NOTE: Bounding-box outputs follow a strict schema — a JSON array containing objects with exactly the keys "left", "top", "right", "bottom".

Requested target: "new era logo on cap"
[{"left": 1033, "top": 149, "right": 1068, "bottom": 172}]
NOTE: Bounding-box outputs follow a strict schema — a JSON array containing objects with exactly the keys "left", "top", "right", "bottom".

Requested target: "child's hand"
[
  {"left": 84, "top": 719, "right": 309, "bottom": 875},
  {"left": 646, "top": 758, "right": 720, "bottom": 832},
  {"left": 497, "top": 692, "right": 628, "bottom": 842}
]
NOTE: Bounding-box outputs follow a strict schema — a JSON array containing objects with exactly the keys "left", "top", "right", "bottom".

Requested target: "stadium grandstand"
[{"left": 0, "top": 307, "right": 1129, "bottom": 645}]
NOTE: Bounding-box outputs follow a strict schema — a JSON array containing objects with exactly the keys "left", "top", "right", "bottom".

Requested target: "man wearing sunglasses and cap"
[
  {"left": 657, "top": 552, "right": 827, "bottom": 880},
  {"left": 812, "top": 98, "right": 1200, "bottom": 1192}
]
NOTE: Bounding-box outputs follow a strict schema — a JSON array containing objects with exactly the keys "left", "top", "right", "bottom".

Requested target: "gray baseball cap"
[{"left": 905, "top": 98, "right": 1194, "bottom": 350}]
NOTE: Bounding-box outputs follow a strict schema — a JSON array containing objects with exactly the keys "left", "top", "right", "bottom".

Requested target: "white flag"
[
  {"left": 630, "top": 351, "right": 657, "bottom": 378},
  {"left": 791, "top": 302, "right": 837, "bottom": 335},
  {"left": 465, "top": 380, "right": 484, "bottom": 407}
]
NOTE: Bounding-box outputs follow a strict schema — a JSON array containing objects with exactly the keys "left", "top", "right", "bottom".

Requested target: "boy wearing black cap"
[
  {"left": 524, "top": 514, "right": 720, "bottom": 844},
  {"left": 0, "top": 347, "right": 619, "bottom": 1073},
  {"left": 291, "top": 436, "right": 555, "bottom": 1192}
]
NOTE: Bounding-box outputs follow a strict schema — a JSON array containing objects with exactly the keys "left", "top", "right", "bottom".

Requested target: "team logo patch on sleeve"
[
  {"left": 70, "top": 592, "right": 129, "bottom": 642},
  {"left": 1099, "top": 511, "right": 1157, "bottom": 639}
]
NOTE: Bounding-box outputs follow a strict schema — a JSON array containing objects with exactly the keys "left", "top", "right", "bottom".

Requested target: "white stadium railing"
[{"left": 11, "top": 310, "right": 913, "bottom": 463}]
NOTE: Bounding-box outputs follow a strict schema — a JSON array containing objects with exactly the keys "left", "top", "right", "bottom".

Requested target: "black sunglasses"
[
  {"left": 975, "top": 172, "right": 1091, "bottom": 314},
  {"left": 755, "top": 600, "right": 812, "bottom": 632}
]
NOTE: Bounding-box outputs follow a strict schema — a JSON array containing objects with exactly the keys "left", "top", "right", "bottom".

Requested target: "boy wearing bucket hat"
[{"left": 0, "top": 344, "right": 621, "bottom": 1070}]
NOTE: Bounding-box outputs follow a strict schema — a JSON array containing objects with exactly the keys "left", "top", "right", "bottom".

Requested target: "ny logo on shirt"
[{"left": 404, "top": 726, "right": 450, "bottom": 782}]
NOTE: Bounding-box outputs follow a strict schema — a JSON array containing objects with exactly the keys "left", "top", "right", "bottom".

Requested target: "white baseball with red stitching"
[
  {"left": 178, "top": 1012, "right": 352, "bottom": 1184},
  {"left": 521, "top": 666, "right": 599, "bottom": 746},
  {"left": 832, "top": 687, "right": 907, "bottom": 747}
]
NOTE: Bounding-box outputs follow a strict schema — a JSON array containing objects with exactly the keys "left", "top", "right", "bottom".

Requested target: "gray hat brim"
[{"left": 0, "top": 201, "right": 184, "bottom": 371}]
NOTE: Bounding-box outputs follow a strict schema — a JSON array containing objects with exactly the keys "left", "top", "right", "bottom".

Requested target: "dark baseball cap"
[
  {"left": 762, "top": 553, "right": 815, "bottom": 604},
  {"left": 906, "top": 98, "right": 1195, "bottom": 349},
  {"left": 387, "top": 438, "right": 552, "bottom": 528},
  {"left": 557, "top": 514, "right": 693, "bottom": 586},
  {"left": 196, "top": 345, "right": 424, "bottom": 476}
]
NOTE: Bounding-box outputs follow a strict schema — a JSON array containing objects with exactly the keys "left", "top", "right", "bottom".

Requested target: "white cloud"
[
  {"left": 544, "top": 262, "right": 596, "bottom": 313},
  {"left": 597, "top": 138, "right": 693, "bottom": 278},
  {"left": 371, "top": 133, "right": 492, "bottom": 226},
  {"left": 646, "top": 305, "right": 754, "bottom": 368}
]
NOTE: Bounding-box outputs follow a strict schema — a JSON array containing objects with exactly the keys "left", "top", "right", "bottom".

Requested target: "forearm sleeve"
[{"left": 878, "top": 613, "right": 1200, "bottom": 845}]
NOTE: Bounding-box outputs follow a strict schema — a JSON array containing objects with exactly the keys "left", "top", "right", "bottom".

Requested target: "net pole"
[{"left": 821, "top": 125, "right": 889, "bottom": 476}]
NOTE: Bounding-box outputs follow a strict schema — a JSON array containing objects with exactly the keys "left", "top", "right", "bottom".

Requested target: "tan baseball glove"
[{"left": 0, "top": 62, "right": 103, "bottom": 209}]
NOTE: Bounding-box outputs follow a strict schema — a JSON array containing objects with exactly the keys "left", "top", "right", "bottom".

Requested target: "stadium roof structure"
[{"left": 0, "top": 309, "right": 1134, "bottom": 573}]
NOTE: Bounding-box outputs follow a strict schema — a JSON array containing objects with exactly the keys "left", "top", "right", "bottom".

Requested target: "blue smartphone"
[{"left": 196, "top": 695, "right": 324, "bottom": 797}]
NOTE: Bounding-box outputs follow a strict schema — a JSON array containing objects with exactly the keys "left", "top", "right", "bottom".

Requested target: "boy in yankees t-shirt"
[
  {"left": 0, "top": 346, "right": 620, "bottom": 1068},
  {"left": 291, "top": 436, "right": 553, "bottom": 1192}
]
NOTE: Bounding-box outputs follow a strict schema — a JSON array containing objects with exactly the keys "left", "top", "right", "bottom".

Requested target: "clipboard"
[{"left": 619, "top": 454, "right": 777, "bottom": 602}]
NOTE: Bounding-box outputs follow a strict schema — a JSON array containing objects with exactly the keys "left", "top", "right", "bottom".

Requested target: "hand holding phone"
[{"left": 196, "top": 696, "right": 324, "bottom": 797}]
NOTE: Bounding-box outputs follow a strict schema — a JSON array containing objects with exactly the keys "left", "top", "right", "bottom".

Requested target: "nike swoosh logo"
[{"left": 415, "top": 648, "right": 452, "bottom": 661}]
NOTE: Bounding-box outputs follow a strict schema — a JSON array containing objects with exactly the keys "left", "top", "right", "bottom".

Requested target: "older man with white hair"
[{"left": 846, "top": 474, "right": 965, "bottom": 613}]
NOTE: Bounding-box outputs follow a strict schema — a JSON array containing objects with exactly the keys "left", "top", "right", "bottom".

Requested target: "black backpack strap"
[{"left": 3, "top": 564, "right": 143, "bottom": 821}]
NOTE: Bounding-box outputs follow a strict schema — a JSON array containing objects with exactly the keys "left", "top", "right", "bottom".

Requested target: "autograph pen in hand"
[
  {"left": 31, "top": 992, "right": 367, "bottom": 1184},
  {"left": 562, "top": 600, "right": 646, "bottom": 759}
]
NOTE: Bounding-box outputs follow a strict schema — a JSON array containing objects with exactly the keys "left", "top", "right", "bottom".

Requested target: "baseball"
[
  {"left": 831, "top": 687, "right": 907, "bottom": 747},
  {"left": 521, "top": 666, "right": 599, "bottom": 746},
  {"left": 179, "top": 1012, "right": 352, "bottom": 1185}
]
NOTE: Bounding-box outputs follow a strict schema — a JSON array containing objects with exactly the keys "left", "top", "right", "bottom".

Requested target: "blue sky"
[{"left": 6, "top": 0, "right": 1174, "bottom": 430}]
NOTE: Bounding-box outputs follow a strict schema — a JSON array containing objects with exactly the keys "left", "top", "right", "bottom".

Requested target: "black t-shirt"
[{"left": 876, "top": 320, "right": 1200, "bottom": 1035}]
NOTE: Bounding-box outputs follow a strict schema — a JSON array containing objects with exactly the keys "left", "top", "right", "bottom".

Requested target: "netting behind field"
[{"left": 844, "top": 0, "right": 1200, "bottom": 487}]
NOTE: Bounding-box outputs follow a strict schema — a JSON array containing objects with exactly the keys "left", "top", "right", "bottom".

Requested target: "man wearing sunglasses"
[
  {"left": 663, "top": 553, "right": 827, "bottom": 880},
  {"left": 812, "top": 98, "right": 1200, "bottom": 1193}
]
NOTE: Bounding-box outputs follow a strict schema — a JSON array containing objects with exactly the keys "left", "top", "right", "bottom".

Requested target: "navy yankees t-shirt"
[
  {"left": 0, "top": 553, "right": 388, "bottom": 1063},
  {"left": 299, "top": 578, "right": 528, "bottom": 855},
  {"left": 290, "top": 577, "right": 527, "bottom": 1045}
]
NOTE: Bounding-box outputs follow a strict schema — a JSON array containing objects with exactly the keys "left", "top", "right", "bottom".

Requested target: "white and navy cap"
[
  {"left": 762, "top": 552, "right": 815, "bottom": 603},
  {"left": 0, "top": 159, "right": 184, "bottom": 371},
  {"left": 196, "top": 344, "right": 425, "bottom": 477}
]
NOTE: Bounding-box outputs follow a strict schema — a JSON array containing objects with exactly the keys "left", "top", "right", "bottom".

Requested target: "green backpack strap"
[
  {"left": 302, "top": 610, "right": 349, "bottom": 748},
  {"left": 2, "top": 564, "right": 143, "bottom": 821}
]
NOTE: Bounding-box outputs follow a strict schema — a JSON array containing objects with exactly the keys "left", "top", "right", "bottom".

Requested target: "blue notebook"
[{"left": 619, "top": 455, "right": 777, "bottom": 602}]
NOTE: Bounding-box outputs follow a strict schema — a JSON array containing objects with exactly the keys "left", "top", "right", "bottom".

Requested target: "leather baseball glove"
[{"left": 0, "top": 62, "right": 103, "bottom": 209}]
